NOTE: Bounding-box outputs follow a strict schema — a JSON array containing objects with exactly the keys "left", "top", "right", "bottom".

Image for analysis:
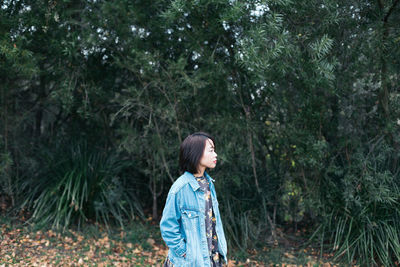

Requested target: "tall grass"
[
  {"left": 316, "top": 140, "right": 400, "bottom": 266},
  {"left": 222, "top": 196, "right": 265, "bottom": 254},
  {"left": 21, "top": 141, "right": 143, "bottom": 230}
]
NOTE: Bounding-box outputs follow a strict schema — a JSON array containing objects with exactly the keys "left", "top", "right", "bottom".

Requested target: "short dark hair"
[{"left": 179, "top": 132, "right": 215, "bottom": 174}]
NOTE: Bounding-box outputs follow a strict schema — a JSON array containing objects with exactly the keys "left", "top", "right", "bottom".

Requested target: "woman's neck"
[{"left": 194, "top": 167, "right": 205, "bottom": 177}]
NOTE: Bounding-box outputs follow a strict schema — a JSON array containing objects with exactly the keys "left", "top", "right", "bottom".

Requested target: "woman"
[{"left": 160, "top": 132, "right": 227, "bottom": 267}]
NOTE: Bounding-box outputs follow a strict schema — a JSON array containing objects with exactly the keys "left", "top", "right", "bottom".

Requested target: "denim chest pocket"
[
  {"left": 182, "top": 209, "right": 199, "bottom": 219},
  {"left": 181, "top": 209, "right": 200, "bottom": 229}
]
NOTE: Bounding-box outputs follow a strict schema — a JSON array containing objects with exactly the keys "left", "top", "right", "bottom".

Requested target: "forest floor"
[{"left": 0, "top": 216, "right": 338, "bottom": 266}]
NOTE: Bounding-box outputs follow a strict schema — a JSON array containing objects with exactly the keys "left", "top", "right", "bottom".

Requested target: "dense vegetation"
[{"left": 1, "top": 0, "right": 399, "bottom": 265}]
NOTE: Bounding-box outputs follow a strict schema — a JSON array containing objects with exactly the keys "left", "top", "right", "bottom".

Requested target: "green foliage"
[
  {"left": 21, "top": 141, "right": 143, "bottom": 230},
  {"left": 0, "top": 0, "right": 400, "bottom": 265},
  {"left": 318, "top": 140, "right": 400, "bottom": 266},
  {"left": 0, "top": 36, "right": 38, "bottom": 78},
  {"left": 280, "top": 180, "right": 305, "bottom": 224},
  {"left": 223, "top": 198, "right": 263, "bottom": 252}
]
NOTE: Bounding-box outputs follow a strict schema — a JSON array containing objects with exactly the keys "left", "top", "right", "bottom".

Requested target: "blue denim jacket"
[{"left": 160, "top": 171, "right": 228, "bottom": 267}]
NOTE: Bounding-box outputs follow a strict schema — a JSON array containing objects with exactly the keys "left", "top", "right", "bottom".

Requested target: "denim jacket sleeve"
[{"left": 159, "top": 192, "right": 186, "bottom": 257}]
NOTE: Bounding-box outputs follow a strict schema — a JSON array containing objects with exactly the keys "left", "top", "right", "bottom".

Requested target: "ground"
[{"left": 0, "top": 217, "right": 338, "bottom": 266}]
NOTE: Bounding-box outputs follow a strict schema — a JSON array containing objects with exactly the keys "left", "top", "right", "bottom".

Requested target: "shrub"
[
  {"left": 21, "top": 141, "right": 143, "bottom": 230},
  {"left": 317, "top": 139, "right": 400, "bottom": 266}
]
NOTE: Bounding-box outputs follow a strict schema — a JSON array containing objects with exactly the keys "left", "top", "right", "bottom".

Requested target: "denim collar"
[{"left": 184, "top": 171, "right": 215, "bottom": 191}]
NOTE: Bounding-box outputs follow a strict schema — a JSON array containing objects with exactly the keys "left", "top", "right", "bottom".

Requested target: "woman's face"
[{"left": 198, "top": 139, "right": 218, "bottom": 170}]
